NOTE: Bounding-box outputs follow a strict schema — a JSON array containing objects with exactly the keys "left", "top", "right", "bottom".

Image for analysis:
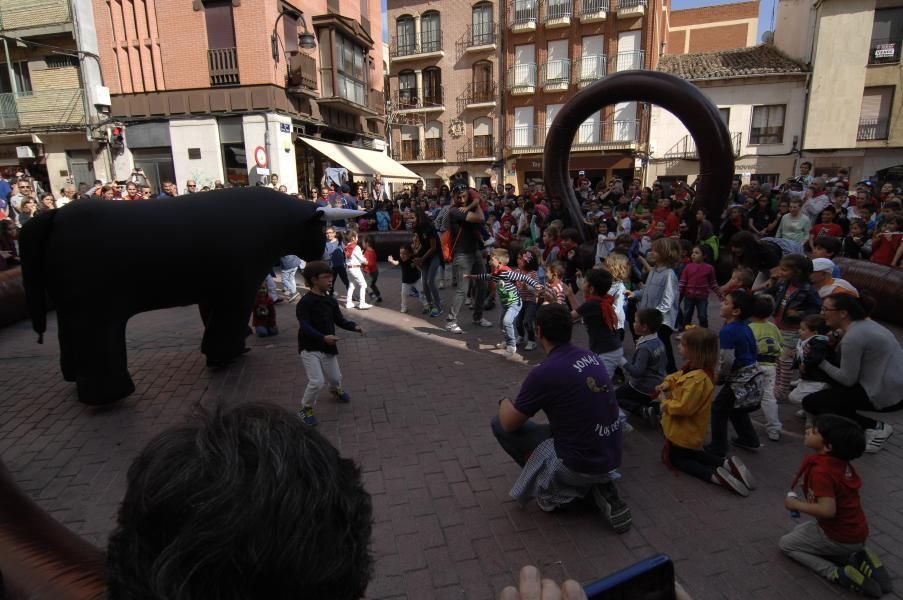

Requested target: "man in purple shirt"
[{"left": 491, "top": 304, "right": 631, "bottom": 533}]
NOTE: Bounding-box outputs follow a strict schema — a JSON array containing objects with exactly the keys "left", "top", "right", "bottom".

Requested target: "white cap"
[{"left": 812, "top": 258, "right": 835, "bottom": 273}]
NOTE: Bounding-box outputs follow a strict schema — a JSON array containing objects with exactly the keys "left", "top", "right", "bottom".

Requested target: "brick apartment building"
[
  {"left": 0, "top": 0, "right": 110, "bottom": 195},
  {"left": 92, "top": 0, "right": 413, "bottom": 194},
  {"left": 665, "top": 0, "right": 758, "bottom": 55},
  {"left": 502, "top": 0, "right": 668, "bottom": 192},
  {"left": 385, "top": 0, "right": 504, "bottom": 191}
]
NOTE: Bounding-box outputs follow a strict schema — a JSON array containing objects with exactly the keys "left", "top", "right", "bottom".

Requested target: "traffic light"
[{"left": 108, "top": 125, "right": 125, "bottom": 149}]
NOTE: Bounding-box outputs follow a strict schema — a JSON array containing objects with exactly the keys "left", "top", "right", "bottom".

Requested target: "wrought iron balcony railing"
[
  {"left": 575, "top": 55, "right": 607, "bottom": 85},
  {"left": 389, "top": 31, "right": 443, "bottom": 58},
  {"left": 664, "top": 131, "right": 742, "bottom": 159},
  {"left": 540, "top": 59, "right": 571, "bottom": 89},
  {"left": 506, "top": 120, "right": 641, "bottom": 150},
  {"left": 610, "top": 50, "right": 645, "bottom": 72},
  {"left": 508, "top": 0, "right": 539, "bottom": 29},
  {"left": 392, "top": 86, "right": 444, "bottom": 110},
  {"left": 857, "top": 117, "right": 889, "bottom": 141},
  {"left": 507, "top": 64, "right": 537, "bottom": 91}
]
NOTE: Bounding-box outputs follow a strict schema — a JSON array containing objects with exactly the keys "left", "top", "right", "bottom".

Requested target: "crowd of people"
[{"left": 3, "top": 160, "right": 903, "bottom": 597}]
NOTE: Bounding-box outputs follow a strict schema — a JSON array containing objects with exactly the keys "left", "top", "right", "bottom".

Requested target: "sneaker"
[
  {"left": 446, "top": 322, "right": 463, "bottom": 334},
  {"left": 642, "top": 403, "right": 661, "bottom": 429},
  {"left": 834, "top": 565, "right": 883, "bottom": 598},
  {"left": 334, "top": 389, "right": 350, "bottom": 403},
  {"left": 523, "top": 341, "right": 537, "bottom": 351},
  {"left": 358, "top": 303, "right": 372, "bottom": 310},
  {"left": 714, "top": 466, "right": 749, "bottom": 497},
  {"left": 795, "top": 409, "right": 807, "bottom": 419},
  {"left": 731, "top": 437, "right": 762, "bottom": 451},
  {"left": 345, "top": 303, "right": 354, "bottom": 310},
  {"left": 474, "top": 318, "right": 493, "bottom": 327},
  {"left": 591, "top": 482, "right": 632, "bottom": 533},
  {"left": 465, "top": 298, "right": 473, "bottom": 307},
  {"left": 298, "top": 407, "right": 318, "bottom": 426},
  {"left": 727, "top": 456, "right": 756, "bottom": 490},
  {"left": 495, "top": 342, "right": 508, "bottom": 349},
  {"left": 429, "top": 306, "right": 442, "bottom": 317},
  {"left": 536, "top": 496, "right": 557, "bottom": 512},
  {"left": 422, "top": 304, "right": 432, "bottom": 314},
  {"left": 504, "top": 346, "right": 517, "bottom": 358},
  {"left": 849, "top": 549, "right": 894, "bottom": 595},
  {"left": 767, "top": 430, "right": 781, "bottom": 442},
  {"left": 865, "top": 422, "right": 894, "bottom": 453},
  {"left": 400, "top": 307, "right": 408, "bottom": 314}
]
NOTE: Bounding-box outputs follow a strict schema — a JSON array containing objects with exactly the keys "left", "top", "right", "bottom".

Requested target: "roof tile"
[{"left": 657, "top": 44, "right": 807, "bottom": 80}]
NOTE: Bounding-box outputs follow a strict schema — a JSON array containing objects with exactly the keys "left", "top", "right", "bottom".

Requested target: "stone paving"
[{"left": 1, "top": 266, "right": 902, "bottom": 599}]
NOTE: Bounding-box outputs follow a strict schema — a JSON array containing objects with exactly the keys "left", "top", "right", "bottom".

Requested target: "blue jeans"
[
  {"left": 491, "top": 416, "right": 551, "bottom": 467},
  {"left": 500, "top": 300, "right": 522, "bottom": 347},
  {"left": 515, "top": 300, "right": 538, "bottom": 342},
  {"left": 280, "top": 255, "right": 303, "bottom": 295},
  {"left": 449, "top": 251, "right": 486, "bottom": 323},
  {"left": 681, "top": 296, "right": 709, "bottom": 328},
  {"left": 421, "top": 255, "right": 441, "bottom": 309}
]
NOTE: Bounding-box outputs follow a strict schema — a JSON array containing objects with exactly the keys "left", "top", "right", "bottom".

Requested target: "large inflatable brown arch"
[{"left": 543, "top": 70, "right": 735, "bottom": 243}]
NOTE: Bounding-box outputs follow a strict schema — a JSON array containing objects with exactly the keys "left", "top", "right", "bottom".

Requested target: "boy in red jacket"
[
  {"left": 780, "top": 414, "right": 892, "bottom": 598},
  {"left": 252, "top": 283, "right": 278, "bottom": 337}
]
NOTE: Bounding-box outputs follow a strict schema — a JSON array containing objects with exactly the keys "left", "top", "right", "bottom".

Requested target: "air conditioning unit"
[{"left": 16, "top": 146, "right": 35, "bottom": 159}]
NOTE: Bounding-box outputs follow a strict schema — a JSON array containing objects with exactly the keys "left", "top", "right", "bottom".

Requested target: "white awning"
[{"left": 299, "top": 137, "right": 421, "bottom": 181}]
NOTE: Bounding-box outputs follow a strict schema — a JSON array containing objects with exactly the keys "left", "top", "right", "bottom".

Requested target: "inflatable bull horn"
[{"left": 544, "top": 70, "right": 735, "bottom": 243}]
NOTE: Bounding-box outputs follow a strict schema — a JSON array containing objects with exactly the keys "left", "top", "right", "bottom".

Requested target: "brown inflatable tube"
[
  {"left": 835, "top": 257, "right": 903, "bottom": 325},
  {"left": 544, "top": 71, "right": 735, "bottom": 242},
  {"left": 0, "top": 458, "right": 105, "bottom": 599}
]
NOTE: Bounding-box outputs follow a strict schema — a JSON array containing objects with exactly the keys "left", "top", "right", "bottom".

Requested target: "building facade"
[
  {"left": 385, "top": 0, "right": 503, "bottom": 191},
  {"left": 501, "top": 0, "right": 667, "bottom": 192},
  {"left": 649, "top": 44, "right": 807, "bottom": 186},
  {"left": 92, "top": 0, "right": 392, "bottom": 194},
  {"left": 0, "top": 0, "right": 110, "bottom": 194},
  {"left": 776, "top": 0, "right": 903, "bottom": 181},
  {"left": 664, "top": 0, "right": 759, "bottom": 55}
]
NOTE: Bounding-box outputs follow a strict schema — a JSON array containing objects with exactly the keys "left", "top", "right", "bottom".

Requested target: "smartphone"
[{"left": 584, "top": 554, "right": 676, "bottom": 600}]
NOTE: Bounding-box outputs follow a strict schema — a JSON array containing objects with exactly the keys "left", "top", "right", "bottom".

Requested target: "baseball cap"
[
  {"left": 451, "top": 183, "right": 468, "bottom": 195},
  {"left": 812, "top": 258, "right": 835, "bottom": 273}
]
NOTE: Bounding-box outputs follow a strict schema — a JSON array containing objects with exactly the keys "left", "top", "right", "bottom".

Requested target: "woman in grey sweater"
[{"left": 802, "top": 293, "right": 903, "bottom": 453}]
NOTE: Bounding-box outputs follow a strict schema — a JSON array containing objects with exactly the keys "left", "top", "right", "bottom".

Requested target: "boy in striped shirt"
[{"left": 466, "top": 248, "right": 542, "bottom": 358}]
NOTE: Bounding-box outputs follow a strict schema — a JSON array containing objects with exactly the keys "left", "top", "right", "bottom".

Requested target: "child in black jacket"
[{"left": 296, "top": 261, "right": 363, "bottom": 426}]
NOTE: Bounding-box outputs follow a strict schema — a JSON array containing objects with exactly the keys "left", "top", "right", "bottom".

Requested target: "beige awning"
[{"left": 299, "top": 137, "right": 420, "bottom": 181}]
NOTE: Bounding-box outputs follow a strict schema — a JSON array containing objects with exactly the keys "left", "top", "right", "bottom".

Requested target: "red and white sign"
[{"left": 254, "top": 146, "right": 268, "bottom": 168}]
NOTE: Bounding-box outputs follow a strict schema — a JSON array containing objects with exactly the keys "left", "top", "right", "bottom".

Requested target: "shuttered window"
[
  {"left": 749, "top": 105, "right": 785, "bottom": 145},
  {"left": 858, "top": 87, "right": 893, "bottom": 140}
]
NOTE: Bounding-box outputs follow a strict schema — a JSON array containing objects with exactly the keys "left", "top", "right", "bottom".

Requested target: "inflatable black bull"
[
  {"left": 19, "top": 187, "right": 332, "bottom": 406},
  {"left": 544, "top": 71, "right": 734, "bottom": 248}
]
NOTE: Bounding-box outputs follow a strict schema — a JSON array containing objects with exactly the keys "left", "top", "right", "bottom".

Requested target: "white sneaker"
[
  {"left": 465, "top": 298, "right": 473, "bottom": 307},
  {"left": 504, "top": 346, "right": 517, "bottom": 358},
  {"left": 524, "top": 341, "right": 537, "bottom": 351},
  {"left": 475, "top": 318, "right": 493, "bottom": 327},
  {"left": 865, "top": 422, "right": 894, "bottom": 453},
  {"left": 345, "top": 304, "right": 354, "bottom": 309},
  {"left": 446, "top": 322, "right": 463, "bottom": 334},
  {"left": 358, "top": 303, "right": 372, "bottom": 310},
  {"left": 400, "top": 307, "right": 408, "bottom": 313}
]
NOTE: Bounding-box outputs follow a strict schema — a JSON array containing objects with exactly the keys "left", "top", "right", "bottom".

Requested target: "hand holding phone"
[{"left": 584, "top": 554, "right": 676, "bottom": 600}]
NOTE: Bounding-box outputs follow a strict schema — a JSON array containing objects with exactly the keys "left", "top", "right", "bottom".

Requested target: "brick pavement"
[{"left": 1, "top": 266, "right": 902, "bottom": 599}]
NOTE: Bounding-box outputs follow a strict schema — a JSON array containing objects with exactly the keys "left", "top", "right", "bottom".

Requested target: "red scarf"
[
  {"left": 583, "top": 294, "right": 617, "bottom": 331},
  {"left": 344, "top": 242, "right": 356, "bottom": 259}
]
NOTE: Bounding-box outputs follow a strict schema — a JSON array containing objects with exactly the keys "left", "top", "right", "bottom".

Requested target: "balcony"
[
  {"left": 508, "top": 64, "right": 536, "bottom": 95},
  {"left": 509, "top": 0, "right": 539, "bottom": 33},
  {"left": 611, "top": 50, "right": 645, "bottom": 72},
  {"left": 389, "top": 32, "right": 444, "bottom": 61},
  {"left": 458, "top": 81, "right": 498, "bottom": 112},
  {"left": 0, "top": 0, "right": 71, "bottom": 35},
  {"left": 579, "top": 0, "right": 609, "bottom": 23},
  {"left": 540, "top": 60, "right": 571, "bottom": 92},
  {"left": 506, "top": 120, "right": 641, "bottom": 153},
  {"left": 616, "top": 0, "right": 646, "bottom": 17},
  {"left": 318, "top": 68, "right": 378, "bottom": 116},
  {"left": 868, "top": 38, "right": 900, "bottom": 65},
  {"left": 458, "top": 136, "right": 499, "bottom": 161},
  {"left": 458, "top": 24, "right": 498, "bottom": 55},
  {"left": 0, "top": 88, "right": 85, "bottom": 131},
  {"left": 391, "top": 86, "right": 445, "bottom": 113},
  {"left": 575, "top": 55, "right": 607, "bottom": 88},
  {"left": 857, "top": 118, "right": 889, "bottom": 141},
  {"left": 544, "top": 0, "right": 572, "bottom": 28},
  {"left": 288, "top": 52, "right": 318, "bottom": 96},
  {"left": 208, "top": 47, "right": 240, "bottom": 87},
  {"left": 392, "top": 139, "right": 446, "bottom": 163},
  {"left": 664, "top": 131, "right": 742, "bottom": 159}
]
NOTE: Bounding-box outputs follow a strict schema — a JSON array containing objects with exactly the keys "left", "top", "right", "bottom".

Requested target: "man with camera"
[{"left": 446, "top": 184, "right": 492, "bottom": 334}]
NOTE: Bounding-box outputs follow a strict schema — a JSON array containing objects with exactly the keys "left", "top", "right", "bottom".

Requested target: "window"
[
  {"left": 398, "top": 70, "right": 416, "bottom": 105},
  {"left": 400, "top": 125, "right": 419, "bottom": 160},
  {"left": 870, "top": 8, "right": 903, "bottom": 64},
  {"left": 396, "top": 16, "right": 415, "bottom": 55},
  {"left": 472, "top": 61, "right": 492, "bottom": 101},
  {"left": 425, "top": 121, "right": 443, "bottom": 159},
  {"left": 422, "top": 67, "right": 442, "bottom": 105},
  {"left": 858, "top": 86, "right": 893, "bottom": 140},
  {"left": 204, "top": 1, "right": 236, "bottom": 49},
  {"left": 472, "top": 3, "right": 494, "bottom": 45},
  {"left": 749, "top": 105, "right": 785, "bottom": 145},
  {"left": 336, "top": 33, "right": 367, "bottom": 105},
  {"left": 421, "top": 11, "right": 441, "bottom": 53},
  {"left": 719, "top": 107, "right": 730, "bottom": 126},
  {"left": 473, "top": 117, "right": 493, "bottom": 157},
  {"left": 0, "top": 62, "right": 33, "bottom": 94}
]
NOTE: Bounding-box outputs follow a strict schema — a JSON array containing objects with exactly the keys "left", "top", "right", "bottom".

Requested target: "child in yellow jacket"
[{"left": 659, "top": 327, "right": 758, "bottom": 496}]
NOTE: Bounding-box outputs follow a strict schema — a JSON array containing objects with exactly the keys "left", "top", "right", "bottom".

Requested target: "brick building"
[
  {"left": 0, "top": 0, "right": 110, "bottom": 195},
  {"left": 502, "top": 0, "right": 668, "bottom": 192},
  {"left": 385, "top": 0, "right": 504, "bottom": 191},
  {"left": 92, "top": 0, "right": 412, "bottom": 194},
  {"left": 665, "top": 0, "right": 759, "bottom": 55}
]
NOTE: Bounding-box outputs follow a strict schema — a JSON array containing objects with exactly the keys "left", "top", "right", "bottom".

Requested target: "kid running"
[{"left": 296, "top": 261, "right": 364, "bottom": 426}]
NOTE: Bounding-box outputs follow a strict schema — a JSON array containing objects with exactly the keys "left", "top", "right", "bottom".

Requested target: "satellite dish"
[{"left": 762, "top": 30, "right": 774, "bottom": 45}]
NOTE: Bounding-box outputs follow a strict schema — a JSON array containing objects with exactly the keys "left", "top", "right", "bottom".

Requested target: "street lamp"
[{"left": 272, "top": 8, "right": 316, "bottom": 63}]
